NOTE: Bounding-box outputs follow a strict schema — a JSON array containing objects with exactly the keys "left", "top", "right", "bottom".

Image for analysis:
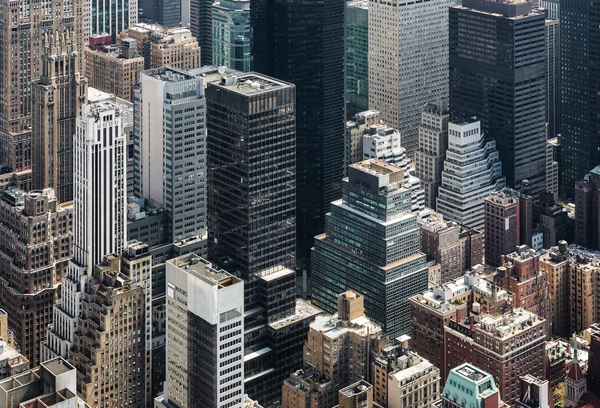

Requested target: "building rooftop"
[
  {"left": 268, "top": 300, "right": 321, "bottom": 330},
  {"left": 42, "top": 358, "right": 74, "bottom": 377},
  {"left": 340, "top": 380, "right": 372, "bottom": 398},
  {"left": 87, "top": 87, "right": 115, "bottom": 103},
  {"left": 347, "top": 0, "right": 368, "bottom": 9},
  {"left": 391, "top": 359, "right": 436, "bottom": 383},
  {"left": 143, "top": 66, "right": 196, "bottom": 82},
  {"left": 309, "top": 310, "right": 381, "bottom": 339},
  {"left": 210, "top": 73, "right": 292, "bottom": 95},
  {"left": 451, "top": 116, "right": 479, "bottom": 127},
  {"left": 350, "top": 160, "right": 402, "bottom": 176},
  {"left": 169, "top": 254, "right": 242, "bottom": 289},
  {"left": 256, "top": 267, "right": 295, "bottom": 282},
  {"left": 477, "top": 308, "right": 543, "bottom": 339}
]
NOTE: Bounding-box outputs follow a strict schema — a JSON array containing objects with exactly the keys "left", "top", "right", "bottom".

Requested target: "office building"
[
  {"left": 484, "top": 188, "right": 532, "bottom": 267},
  {"left": 212, "top": 0, "right": 251, "bottom": 72},
  {"left": 494, "top": 246, "right": 552, "bottom": 334},
  {"left": 436, "top": 118, "right": 506, "bottom": 233},
  {"left": 157, "top": 254, "right": 244, "bottom": 408},
  {"left": 386, "top": 353, "right": 440, "bottom": 408},
  {"left": 337, "top": 381, "right": 383, "bottom": 408},
  {"left": 369, "top": 0, "right": 448, "bottom": 156},
  {"left": 546, "top": 140, "right": 559, "bottom": 198},
  {"left": 85, "top": 0, "right": 138, "bottom": 40},
  {"left": 252, "top": 0, "right": 346, "bottom": 273},
  {"left": 418, "top": 212, "right": 462, "bottom": 284},
  {"left": 0, "top": 358, "right": 90, "bottom": 408},
  {"left": 312, "top": 160, "right": 428, "bottom": 337},
  {"left": 206, "top": 73, "right": 296, "bottom": 277},
  {"left": 362, "top": 124, "right": 425, "bottom": 214},
  {"left": 539, "top": 243, "right": 600, "bottom": 337},
  {"left": 574, "top": 167, "right": 600, "bottom": 250},
  {"left": 32, "top": 32, "right": 88, "bottom": 203},
  {"left": 516, "top": 375, "right": 551, "bottom": 408},
  {"left": 443, "top": 308, "right": 547, "bottom": 406},
  {"left": 0, "top": 310, "right": 29, "bottom": 378},
  {"left": 346, "top": 110, "right": 381, "bottom": 171},
  {"left": 450, "top": 0, "right": 547, "bottom": 195},
  {"left": 346, "top": 0, "right": 369, "bottom": 118},
  {"left": 539, "top": 0, "right": 559, "bottom": 19},
  {"left": 84, "top": 38, "right": 145, "bottom": 102},
  {"left": 410, "top": 270, "right": 511, "bottom": 373},
  {"left": 415, "top": 100, "right": 450, "bottom": 210},
  {"left": 534, "top": 195, "right": 573, "bottom": 250},
  {"left": 545, "top": 18, "right": 560, "bottom": 139},
  {"left": 0, "top": 188, "right": 73, "bottom": 367},
  {"left": 134, "top": 67, "right": 206, "bottom": 244},
  {"left": 190, "top": 0, "right": 214, "bottom": 66},
  {"left": 432, "top": 364, "right": 506, "bottom": 408},
  {"left": 150, "top": 28, "right": 201, "bottom": 70},
  {"left": 70, "top": 253, "right": 149, "bottom": 407},
  {"left": 141, "top": 0, "right": 181, "bottom": 27},
  {"left": 282, "top": 292, "right": 382, "bottom": 408},
  {"left": 0, "top": 0, "right": 83, "bottom": 192},
  {"left": 559, "top": 0, "right": 600, "bottom": 195},
  {"left": 43, "top": 100, "right": 127, "bottom": 362},
  {"left": 459, "top": 226, "right": 484, "bottom": 273}
]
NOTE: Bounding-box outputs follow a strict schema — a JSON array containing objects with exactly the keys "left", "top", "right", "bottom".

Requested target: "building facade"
[
  {"left": 574, "top": 167, "right": 600, "bottom": 250},
  {"left": 419, "top": 212, "right": 462, "bottom": 284},
  {"left": 415, "top": 100, "right": 450, "bottom": 210},
  {"left": 436, "top": 118, "right": 505, "bottom": 233},
  {"left": 212, "top": 0, "right": 250, "bottom": 72},
  {"left": 450, "top": 0, "right": 547, "bottom": 195},
  {"left": 150, "top": 28, "right": 201, "bottom": 70},
  {"left": 346, "top": 110, "right": 380, "bottom": 172},
  {"left": 85, "top": 0, "right": 138, "bottom": 40},
  {"left": 0, "top": 188, "right": 73, "bottom": 367},
  {"left": 312, "top": 160, "right": 428, "bottom": 337},
  {"left": 190, "top": 0, "right": 214, "bottom": 66},
  {"left": 32, "top": 32, "right": 88, "bottom": 203},
  {"left": 346, "top": 0, "right": 369, "bottom": 119},
  {"left": 545, "top": 18, "right": 560, "bottom": 139},
  {"left": 368, "top": 0, "right": 449, "bottom": 156},
  {"left": 433, "top": 364, "right": 506, "bottom": 408}
]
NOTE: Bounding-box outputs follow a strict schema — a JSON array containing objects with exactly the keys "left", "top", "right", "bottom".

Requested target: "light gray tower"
[
  {"left": 312, "top": 160, "right": 428, "bottom": 337},
  {"left": 134, "top": 67, "right": 207, "bottom": 243},
  {"left": 368, "top": 0, "right": 449, "bottom": 156}
]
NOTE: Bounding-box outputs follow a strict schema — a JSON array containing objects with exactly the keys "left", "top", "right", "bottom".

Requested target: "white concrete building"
[
  {"left": 43, "top": 101, "right": 127, "bottom": 361},
  {"left": 159, "top": 254, "right": 245, "bottom": 408},
  {"left": 368, "top": 0, "right": 449, "bottom": 156},
  {"left": 436, "top": 118, "right": 505, "bottom": 232},
  {"left": 363, "top": 125, "right": 425, "bottom": 214}
]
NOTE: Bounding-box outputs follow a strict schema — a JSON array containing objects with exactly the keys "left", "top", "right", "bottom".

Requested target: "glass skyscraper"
[
  {"left": 346, "top": 0, "right": 368, "bottom": 119},
  {"left": 311, "top": 160, "right": 428, "bottom": 338},
  {"left": 212, "top": 0, "right": 251, "bottom": 72}
]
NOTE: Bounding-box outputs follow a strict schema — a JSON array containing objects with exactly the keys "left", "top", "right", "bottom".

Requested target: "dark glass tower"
[
  {"left": 191, "top": 0, "right": 214, "bottom": 65},
  {"left": 449, "top": 0, "right": 547, "bottom": 195},
  {"left": 251, "top": 0, "right": 346, "bottom": 276}
]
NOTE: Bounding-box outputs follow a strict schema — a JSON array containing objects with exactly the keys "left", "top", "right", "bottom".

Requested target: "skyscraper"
[
  {"left": 142, "top": 0, "right": 182, "bottom": 27},
  {"left": 212, "top": 0, "right": 251, "bottom": 72},
  {"left": 190, "top": 0, "right": 214, "bottom": 65},
  {"left": 346, "top": 0, "right": 369, "bottom": 119},
  {"left": 369, "top": 0, "right": 449, "bottom": 156},
  {"left": 206, "top": 73, "right": 296, "bottom": 277},
  {"left": 545, "top": 18, "right": 560, "bottom": 139},
  {"left": 134, "top": 67, "right": 206, "bottom": 244},
  {"left": 32, "top": 32, "right": 88, "bottom": 203},
  {"left": 85, "top": 0, "right": 138, "bottom": 40},
  {"left": 158, "top": 254, "right": 245, "bottom": 408},
  {"left": 0, "top": 0, "right": 84, "bottom": 191},
  {"left": 251, "top": 0, "right": 346, "bottom": 273},
  {"left": 312, "top": 160, "right": 428, "bottom": 337},
  {"left": 450, "top": 0, "right": 547, "bottom": 195},
  {"left": 415, "top": 100, "right": 450, "bottom": 210},
  {"left": 436, "top": 118, "right": 506, "bottom": 232},
  {"left": 43, "top": 100, "right": 127, "bottom": 361}
]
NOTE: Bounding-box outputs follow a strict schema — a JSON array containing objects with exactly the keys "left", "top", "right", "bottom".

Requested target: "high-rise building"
[
  {"left": 459, "top": 226, "right": 484, "bottom": 273},
  {"left": 251, "top": 0, "right": 346, "bottom": 273},
  {"left": 432, "top": 364, "right": 506, "bottom": 408},
  {"left": 369, "top": 0, "right": 449, "bottom": 156},
  {"left": 443, "top": 308, "right": 547, "bottom": 406},
  {"left": 546, "top": 139, "right": 559, "bottom": 197},
  {"left": 345, "top": 110, "right": 381, "bottom": 171},
  {"left": 574, "top": 167, "right": 600, "bottom": 250},
  {"left": 157, "top": 254, "right": 245, "bottom": 408},
  {"left": 559, "top": 0, "right": 599, "bottom": 195},
  {"left": 85, "top": 0, "right": 138, "bottom": 40},
  {"left": 0, "top": 309, "right": 29, "bottom": 378},
  {"left": 544, "top": 340, "right": 567, "bottom": 390},
  {"left": 190, "top": 0, "right": 214, "bottom": 66},
  {"left": 0, "top": 0, "right": 84, "bottom": 191},
  {"left": 419, "top": 212, "right": 463, "bottom": 285},
  {"left": 212, "top": 0, "right": 250, "bottom": 72},
  {"left": 586, "top": 324, "right": 600, "bottom": 394},
  {"left": 346, "top": 0, "right": 369, "bottom": 119},
  {"left": 539, "top": 0, "right": 559, "bottom": 19},
  {"left": 436, "top": 118, "right": 506, "bottom": 232},
  {"left": 312, "top": 160, "right": 428, "bottom": 337},
  {"left": 545, "top": 18, "right": 560, "bottom": 139},
  {"left": 84, "top": 38, "right": 145, "bottom": 102},
  {"left": 150, "top": 28, "right": 201, "bottom": 69},
  {"left": 206, "top": 73, "right": 296, "bottom": 277},
  {"left": 450, "top": 0, "right": 547, "bottom": 195},
  {"left": 70, "top": 253, "right": 149, "bottom": 407},
  {"left": 134, "top": 67, "right": 206, "bottom": 244},
  {"left": 362, "top": 124, "right": 425, "bottom": 214},
  {"left": 386, "top": 352, "right": 440, "bottom": 408},
  {"left": 142, "top": 0, "right": 182, "bottom": 27},
  {"left": 43, "top": 100, "right": 127, "bottom": 362},
  {"left": 415, "top": 100, "right": 450, "bottom": 210},
  {"left": 484, "top": 189, "right": 533, "bottom": 267},
  {"left": 32, "top": 32, "right": 88, "bottom": 203},
  {"left": 516, "top": 375, "right": 551, "bottom": 408},
  {"left": 338, "top": 381, "right": 383, "bottom": 408},
  {"left": 0, "top": 188, "right": 73, "bottom": 367}
]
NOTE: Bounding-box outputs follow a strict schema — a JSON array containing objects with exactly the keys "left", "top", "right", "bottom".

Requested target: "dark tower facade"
[
  {"left": 449, "top": 0, "right": 547, "bottom": 195},
  {"left": 190, "top": 0, "right": 214, "bottom": 65},
  {"left": 251, "top": 0, "right": 346, "bottom": 277}
]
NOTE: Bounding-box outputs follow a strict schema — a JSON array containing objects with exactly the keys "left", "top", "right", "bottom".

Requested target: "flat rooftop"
[
  {"left": 455, "top": 363, "right": 488, "bottom": 382},
  {"left": 43, "top": 358, "right": 74, "bottom": 376},
  {"left": 142, "top": 66, "right": 196, "bottom": 82},
  {"left": 347, "top": 0, "right": 368, "bottom": 9},
  {"left": 351, "top": 160, "right": 403, "bottom": 176},
  {"left": 170, "top": 254, "right": 242, "bottom": 289},
  {"left": 210, "top": 73, "right": 293, "bottom": 95},
  {"left": 268, "top": 300, "right": 321, "bottom": 330}
]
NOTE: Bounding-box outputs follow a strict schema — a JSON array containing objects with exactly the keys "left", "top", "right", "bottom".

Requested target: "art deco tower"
[{"left": 32, "top": 32, "right": 88, "bottom": 203}]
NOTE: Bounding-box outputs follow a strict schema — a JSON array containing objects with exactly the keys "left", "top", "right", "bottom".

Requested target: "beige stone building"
[
  {"left": 150, "top": 27, "right": 201, "bottom": 70},
  {"left": 0, "top": 309, "right": 29, "bottom": 378}
]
